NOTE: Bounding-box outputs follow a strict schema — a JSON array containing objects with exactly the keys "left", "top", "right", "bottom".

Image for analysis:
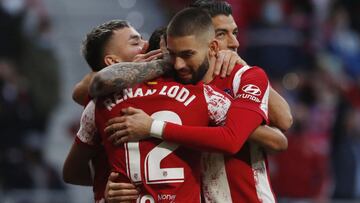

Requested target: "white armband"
[{"left": 150, "top": 120, "right": 165, "bottom": 139}]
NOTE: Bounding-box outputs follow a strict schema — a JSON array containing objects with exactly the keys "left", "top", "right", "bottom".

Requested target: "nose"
[
  {"left": 228, "top": 34, "right": 239, "bottom": 51},
  {"left": 174, "top": 57, "right": 186, "bottom": 70}
]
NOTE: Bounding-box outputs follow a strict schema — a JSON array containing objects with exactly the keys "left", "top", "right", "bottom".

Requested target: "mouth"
[{"left": 177, "top": 70, "right": 192, "bottom": 80}]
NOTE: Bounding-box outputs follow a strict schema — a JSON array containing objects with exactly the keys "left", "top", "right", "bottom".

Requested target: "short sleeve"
[
  {"left": 231, "top": 66, "right": 270, "bottom": 123},
  {"left": 76, "top": 100, "right": 98, "bottom": 146}
]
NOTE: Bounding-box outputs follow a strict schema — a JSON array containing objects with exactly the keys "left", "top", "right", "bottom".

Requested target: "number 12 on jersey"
[{"left": 124, "top": 111, "right": 185, "bottom": 185}]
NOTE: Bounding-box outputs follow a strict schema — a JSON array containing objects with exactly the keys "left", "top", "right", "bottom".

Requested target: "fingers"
[
  {"left": 105, "top": 122, "right": 127, "bottom": 135},
  {"left": 236, "top": 57, "right": 247, "bottom": 66},
  {"left": 144, "top": 49, "right": 163, "bottom": 59},
  {"left": 108, "top": 172, "right": 119, "bottom": 182},
  {"left": 214, "top": 50, "right": 247, "bottom": 77},
  {"left": 121, "top": 107, "right": 143, "bottom": 115},
  {"left": 133, "top": 49, "right": 163, "bottom": 62},
  {"left": 213, "top": 52, "right": 225, "bottom": 76},
  {"left": 144, "top": 49, "right": 162, "bottom": 57},
  {"left": 107, "top": 117, "right": 126, "bottom": 126},
  {"left": 107, "top": 195, "right": 139, "bottom": 202},
  {"left": 227, "top": 54, "right": 237, "bottom": 76},
  {"left": 220, "top": 53, "right": 231, "bottom": 78},
  {"left": 107, "top": 182, "right": 140, "bottom": 202},
  {"left": 108, "top": 182, "right": 137, "bottom": 190},
  {"left": 143, "top": 52, "right": 163, "bottom": 62},
  {"left": 108, "top": 130, "right": 128, "bottom": 143},
  {"left": 141, "top": 42, "right": 149, "bottom": 54},
  {"left": 208, "top": 51, "right": 216, "bottom": 72}
]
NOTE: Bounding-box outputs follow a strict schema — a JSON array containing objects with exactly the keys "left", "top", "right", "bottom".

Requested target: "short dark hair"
[
  {"left": 147, "top": 26, "right": 167, "bottom": 52},
  {"left": 81, "top": 20, "right": 130, "bottom": 71},
  {"left": 190, "top": 0, "right": 232, "bottom": 17},
  {"left": 167, "top": 7, "right": 214, "bottom": 39}
]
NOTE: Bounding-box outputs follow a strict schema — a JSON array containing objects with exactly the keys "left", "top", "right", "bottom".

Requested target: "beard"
[{"left": 175, "top": 57, "right": 209, "bottom": 85}]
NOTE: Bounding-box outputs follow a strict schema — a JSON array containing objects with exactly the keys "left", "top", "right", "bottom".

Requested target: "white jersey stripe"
[
  {"left": 232, "top": 65, "right": 252, "bottom": 97},
  {"left": 201, "top": 152, "right": 233, "bottom": 203},
  {"left": 260, "top": 84, "right": 270, "bottom": 118},
  {"left": 250, "top": 143, "right": 275, "bottom": 203}
]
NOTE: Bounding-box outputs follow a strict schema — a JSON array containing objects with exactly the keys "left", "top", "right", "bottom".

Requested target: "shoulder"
[
  {"left": 202, "top": 84, "right": 231, "bottom": 125},
  {"left": 232, "top": 65, "right": 267, "bottom": 80},
  {"left": 77, "top": 100, "right": 97, "bottom": 145}
]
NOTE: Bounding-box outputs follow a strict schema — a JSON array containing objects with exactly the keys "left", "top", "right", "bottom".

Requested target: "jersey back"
[{"left": 95, "top": 79, "right": 213, "bottom": 203}]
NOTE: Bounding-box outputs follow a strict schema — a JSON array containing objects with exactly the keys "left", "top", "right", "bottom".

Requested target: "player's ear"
[
  {"left": 209, "top": 39, "right": 219, "bottom": 57},
  {"left": 104, "top": 55, "right": 120, "bottom": 66}
]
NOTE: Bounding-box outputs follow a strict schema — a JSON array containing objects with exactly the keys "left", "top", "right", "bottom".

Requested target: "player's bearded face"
[
  {"left": 175, "top": 56, "right": 209, "bottom": 85},
  {"left": 167, "top": 35, "right": 210, "bottom": 84}
]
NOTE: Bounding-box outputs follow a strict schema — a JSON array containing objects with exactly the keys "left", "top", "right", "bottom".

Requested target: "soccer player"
[
  {"left": 91, "top": 1, "right": 292, "bottom": 202},
  {"left": 76, "top": 8, "right": 283, "bottom": 202},
  {"left": 191, "top": 0, "right": 292, "bottom": 130},
  {"left": 63, "top": 19, "right": 160, "bottom": 202},
  {"left": 72, "top": 20, "right": 162, "bottom": 106},
  {"left": 64, "top": 18, "right": 244, "bottom": 202}
]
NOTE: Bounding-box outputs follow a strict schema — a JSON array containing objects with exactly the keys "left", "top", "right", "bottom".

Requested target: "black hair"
[
  {"left": 190, "top": 0, "right": 232, "bottom": 17},
  {"left": 81, "top": 20, "right": 130, "bottom": 71},
  {"left": 147, "top": 26, "right": 167, "bottom": 52},
  {"left": 167, "top": 7, "right": 213, "bottom": 38}
]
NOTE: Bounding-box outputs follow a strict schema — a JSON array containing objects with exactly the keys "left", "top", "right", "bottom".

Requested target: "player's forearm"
[
  {"left": 268, "top": 88, "right": 293, "bottom": 131},
  {"left": 63, "top": 142, "right": 95, "bottom": 186},
  {"left": 157, "top": 108, "right": 262, "bottom": 154},
  {"left": 72, "top": 72, "right": 95, "bottom": 106},
  {"left": 249, "top": 125, "right": 288, "bottom": 154},
  {"left": 89, "top": 59, "right": 171, "bottom": 97}
]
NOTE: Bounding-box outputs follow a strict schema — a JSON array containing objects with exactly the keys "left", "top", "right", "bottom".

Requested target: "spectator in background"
[
  {"left": 0, "top": 58, "right": 63, "bottom": 191},
  {"left": 0, "top": 0, "right": 26, "bottom": 59},
  {"left": 0, "top": 0, "right": 63, "bottom": 198}
]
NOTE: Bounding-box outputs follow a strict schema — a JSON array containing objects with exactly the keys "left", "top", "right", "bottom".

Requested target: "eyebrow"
[
  {"left": 167, "top": 48, "right": 195, "bottom": 56},
  {"left": 215, "top": 28, "right": 228, "bottom": 33},
  {"left": 129, "top": 34, "right": 141, "bottom": 41},
  {"left": 215, "top": 27, "right": 238, "bottom": 33}
]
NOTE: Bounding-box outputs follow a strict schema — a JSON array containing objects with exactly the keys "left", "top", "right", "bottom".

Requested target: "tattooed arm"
[{"left": 89, "top": 59, "right": 172, "bottom": 97}]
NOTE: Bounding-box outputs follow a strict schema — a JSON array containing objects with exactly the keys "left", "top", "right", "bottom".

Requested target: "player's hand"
[
  {"left": 211, "top": 50, "right": 247, "bottom": 78},
  {"left": 133, "top": 49, "right": 163, "bottom": 62},
  {"left": 105, "top": 172, "right": 140, "bottom": 203},
  {"left": 105, "top": 107, "right": 153, "bottom": 145}
]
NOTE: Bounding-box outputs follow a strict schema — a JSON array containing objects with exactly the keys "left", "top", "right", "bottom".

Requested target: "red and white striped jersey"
[
  {"left": 76, "top": 78, "right": 231, "bottom": 203},
  {"left": 205, "top": 64, "right": 274, "bottom": 203}
]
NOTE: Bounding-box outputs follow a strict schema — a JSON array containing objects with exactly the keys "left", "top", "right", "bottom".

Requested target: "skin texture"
[
  {"left": 63, "top": 141, "right": 97, "bottom": 186},
  {"left": 89, "top": 59, "right": 171, "bottom": 98},
  {"left": 212, "top": 15, "right": 239, "bottom": 52},
  {"left": 167, "top": 35, "right": 215, "bottom": 84},
  {"left": 103, "top": 27, "right": 147, "bottom": 64}
]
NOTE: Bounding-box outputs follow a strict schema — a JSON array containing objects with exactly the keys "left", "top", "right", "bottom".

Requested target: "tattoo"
[{"left": 89, "top": 59, "right": 172, "bottom": 97}]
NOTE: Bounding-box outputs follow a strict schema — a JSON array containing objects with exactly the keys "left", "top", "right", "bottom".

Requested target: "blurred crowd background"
[{"left": 0, "top": 0, "right": 359, "bottom": 202}]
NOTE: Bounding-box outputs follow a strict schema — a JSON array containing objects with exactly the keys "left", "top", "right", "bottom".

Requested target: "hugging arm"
[
  {"left": 268, "top": 88, "right": 293, "bottom": 131},
  {"left": 72, "top": 72, "right": 96, "bottom": 106},
  {"left": 63, "top": 140, "right": 96, "bottom": 186},
  {"left": 89, "top": 59, "right": 172, "bottom": 97}
]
